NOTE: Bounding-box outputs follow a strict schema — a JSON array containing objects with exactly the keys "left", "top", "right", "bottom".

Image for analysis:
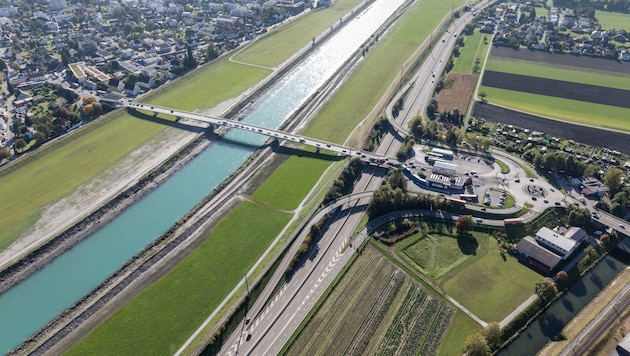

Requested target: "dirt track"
[
  {"left": 482, "top": 70, "right": 630, "bottom": 109},
  {"left": 472, "top": 101, "right": 630, "bottom": 154}
]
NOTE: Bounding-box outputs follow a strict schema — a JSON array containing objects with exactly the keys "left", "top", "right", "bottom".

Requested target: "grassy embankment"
[
  {"left": 67, "top": 0, "right": 469, "bottom": 353},
  {"left": 479, "top": 57, "right": 630, "bottom": 132}
]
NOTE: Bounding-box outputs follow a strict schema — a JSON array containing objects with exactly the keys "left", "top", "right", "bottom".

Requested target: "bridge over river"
[{"left": 126, "top": 102, "right": 399, "bottom": 166}]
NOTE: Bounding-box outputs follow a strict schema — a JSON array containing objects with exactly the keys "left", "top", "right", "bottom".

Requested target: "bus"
[
  {"left": 504, "top": 218, "right": 524, "bottom": 225},
  {"left": 431, "top": 148, "right": 454, "bottom": 160},
  {"left": 448, "top": 197, "right": 467, "bottom": 206},
  {"left": 460, "top": 194, "right": 478, "bottom": 201}
]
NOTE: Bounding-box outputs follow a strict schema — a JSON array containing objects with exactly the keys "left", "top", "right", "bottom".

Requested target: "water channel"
[
  {"left": 499, "top": 238, "right": 630, "bottom": 356},
  {"left": 0, "top": 0, "right": 407, "bottom": 352}
]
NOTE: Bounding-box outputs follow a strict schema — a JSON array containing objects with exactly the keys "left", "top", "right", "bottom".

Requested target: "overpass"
[{"left": 125, "top": 102, "right": 399, "bottom": 166}]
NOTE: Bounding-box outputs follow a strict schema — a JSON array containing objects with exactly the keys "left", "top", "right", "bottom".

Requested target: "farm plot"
[
  {"left": 435, "top": 73, "right": 478, "bottom": 113},
  {"left": 491, "top": 46, "right": 630, "bottom": 74},
  {"left": 374, "top": 286, "right": 453, "bottom": 356},
  {"left": 482, "top": 71, "right": 630, "bottom": 109},
  {"left": 286, "top": 245, "right": 454, "bottom": 355}
]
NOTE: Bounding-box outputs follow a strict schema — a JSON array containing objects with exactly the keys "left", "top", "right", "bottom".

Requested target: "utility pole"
[{"left": 244, "top": 272, "right": 250, "bottom": 297}]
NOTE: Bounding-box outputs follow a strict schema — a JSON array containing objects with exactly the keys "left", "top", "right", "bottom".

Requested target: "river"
[{"left": 0, "top": 0, "right": 407, "bottom": 352}]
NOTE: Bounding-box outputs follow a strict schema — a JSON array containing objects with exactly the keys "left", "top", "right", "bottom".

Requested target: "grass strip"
[{"left": 485, "top": 56, "right": 630, "bottom": 91}]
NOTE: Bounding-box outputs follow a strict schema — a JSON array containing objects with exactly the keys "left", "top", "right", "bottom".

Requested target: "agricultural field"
[
  {"left": 286, "top": 245, "right": 454, "bottom": 356},
  {"left": 479, "top": 49, "right": 630, "bottom": 132},
  {"left": 484, "top": 57, "right": 630, "bottom": 90},
  {"left": 482, "top": 70, "right": 630, "bottom": 109},
  {"left": 435, "top": 73, "right": 478, "bottom": 113},
  {"left": 476, "top": 86, "right": 630, "bottom": 132}
]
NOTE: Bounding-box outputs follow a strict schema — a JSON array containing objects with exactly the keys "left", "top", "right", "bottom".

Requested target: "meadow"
[
  {"left": 442, "top": 235, "right": 540, "bottom": 322},
  {"left": 595, "top": 10, "right": 630, "bottom": 31},
  {"left": 65, "top": 201, "right": 291, "bottom": 355},
  {"left": 452, "top": 28, "right": 491, "bottom": 74}
]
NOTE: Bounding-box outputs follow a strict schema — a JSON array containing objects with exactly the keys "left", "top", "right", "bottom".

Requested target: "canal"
[
  {"left": 0, "top": 0, "right": 407, "bottom": 352},
  {"left": 499, "top": 238, "right": 630, "bottom": 356}
]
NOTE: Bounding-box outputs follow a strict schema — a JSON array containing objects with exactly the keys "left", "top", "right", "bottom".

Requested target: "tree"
[
  {"left": 463, "top": 333, "right": 491, "bottom": 356},
  {"left": 456, "top": 215, "right": 473, "bottom": 235},
  {"left": 568, "top": 206, "right": 591, "bottom": 227},
  {"left": 0, "top": 147, "right": 11, "bottom": 161},
  {"left": 482, "top": 322, "right": 501, "bottom": 349},
  {"left": 556, "top": 270, "right": 568, "bottom": 281},
  {"left": 389, "top": 169, "right": 407, "bottom": 192},
  {"left": 600, "top": 233, "right": 610, "bottom": 243},
  {"left": 535, "top": 277, "right": 558, "bottom": 302},
  {"left": 207, "top": 43, "right": 220, "bottom": 61},
  {"left": 14, "top": 138, "right": 27, "bottom": 152},
  {"left": 603, "top": 168, "right": 624, "bottom": 192},
  {"left": 479, "top": 91, "right": 487, "bottom": 101}
]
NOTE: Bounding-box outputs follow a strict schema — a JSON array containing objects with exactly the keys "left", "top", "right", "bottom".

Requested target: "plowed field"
[
  {"left": 482, "top": 71, "right": 630, "bottom": 109},
  {"left": 472, "top": 101, "right": 630, "bottom": 154}
]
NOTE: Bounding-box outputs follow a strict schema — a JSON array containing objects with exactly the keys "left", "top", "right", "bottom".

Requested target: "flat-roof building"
[
  {"left": 432, "top": 161, "right": 457, "bottom": 177},
  {"left": 535, "top": 227, "right": 580, "bottom": 258}
]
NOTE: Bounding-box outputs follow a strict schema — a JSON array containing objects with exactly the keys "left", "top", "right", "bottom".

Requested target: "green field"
[
  {"left": 485, "top": 57, "right": 630, "bottom": 90},
  {"left": 403, "top": 233, "right": 479, "bottom": 279},
  {"left": 452, "top": 29, "right": 491, "bottom": 74},
  {"left": 439, "top": 311, "right": 482, "bottom": 356},
  {"left": 442, "top": 236, "right": 540, "bottom": 322},
  {"left": 595, "top": 10, "right": 630, "bottom": 31},
  {"left": 251, "top": 150, "right": 339, "bottom": 210},
  {"left": 287, "top": 245, "right": 455, "bottom": 355},
  {"left": 478, "top": 86, "right": 630, "bottom": 132},
  {"left": 0, "top": 114, "right": 165, "bottom": 250},
  {"left": 66, "top": 201, "right": 291, "bottom": 355},
  {"left": 232, "top": 0, "right": 361, "bottom": 68}
]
